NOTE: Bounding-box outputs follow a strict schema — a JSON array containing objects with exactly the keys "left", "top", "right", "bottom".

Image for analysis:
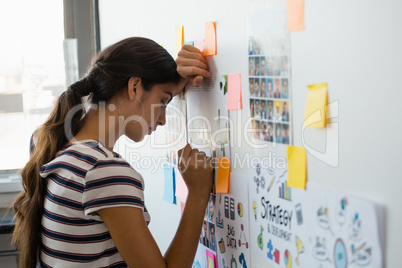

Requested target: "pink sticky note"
[
  {"left": 227, "top": 73, "right": 243, "bottom": 110},
  {"left": 175, "top": 167, "right": 188, "bottom": 199},
  {"left": 203, "top": 22, "right": 217, "bottom": 56},
  {"left": 286, "top": 0, "right": 305, "bottom": 31},
  {"left": 206, "top": 250, "right": 217, "bottom": 268},
  {"left": 194, "top": 39, "right": 205, "bottom": 54},
  {"left": 180, "top": 202, "right": 185, "bottom": 215}
]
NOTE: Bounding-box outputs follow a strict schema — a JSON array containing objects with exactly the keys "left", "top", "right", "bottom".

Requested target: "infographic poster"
[
  {"left": 247, "top": 153, "right": 383, "bottom": 268},
  {"left": 304, "top": 183, "right": 382, "bottom": 268},
  {"left": 248, "top": 155, "right": 308, "bottom": 268},
  {"left": 214, "top": 173, "right": 251, "bottom": 268},
  {"left": 248, "top": 0, "right": 292, "bottom": 145}
]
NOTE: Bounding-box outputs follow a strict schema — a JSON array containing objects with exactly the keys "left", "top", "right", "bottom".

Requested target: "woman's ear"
[{"left": 127, "top": 77, "right": 142, "bottom": 100}]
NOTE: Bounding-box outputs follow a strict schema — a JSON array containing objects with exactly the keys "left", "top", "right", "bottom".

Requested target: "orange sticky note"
[
  {"left": 227, "top": 73, "right": 243, "bottom": 110},
  {"left": 216, "top": 158, "right": 230, "bottom": 193},
  {"left": 286, "top": 0, "right": 305, "bottom": 31},
  {"left": 194, "top": 39, "right": 205, "bottom": 54},
  {"left": 175, "top": 167, "right": 188, "bottom": 199},
  {"left": 174, "top": 26, "right": 184, "bottom": 57},
  {"left": 203, "top": 22, "right": 217, "bottom": 56},
  {"left": 304, "top": 83, "right": 328, "bottom": 128},
  {"left": 287, "top": 146, "right": 307, "bottom": 190}
]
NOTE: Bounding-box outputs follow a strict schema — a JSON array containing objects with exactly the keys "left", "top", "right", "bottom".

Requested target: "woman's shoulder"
[{"left": 60, "top": 139, "right": 129, "bottom": 167}]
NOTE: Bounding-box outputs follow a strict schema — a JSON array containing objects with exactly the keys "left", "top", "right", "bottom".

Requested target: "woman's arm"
[
  {"left": 98, "top": 144, "right": 213, "bottom": 268},
  {"left": 164, "top": 144, "right": 213, "bottom": 267}
]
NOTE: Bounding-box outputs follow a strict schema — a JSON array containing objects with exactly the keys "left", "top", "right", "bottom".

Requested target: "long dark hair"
[{"left": 12, "top": 37, "right": 180, "bottom": 268}]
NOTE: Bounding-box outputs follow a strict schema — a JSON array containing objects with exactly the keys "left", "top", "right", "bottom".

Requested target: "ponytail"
[{"left": 12, "top": 79, "right": 89, "bottom": 268}]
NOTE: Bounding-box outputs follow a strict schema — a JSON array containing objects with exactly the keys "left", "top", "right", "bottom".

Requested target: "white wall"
[{"left": 99, "top": 0, "right": 402, "bottom": 265}]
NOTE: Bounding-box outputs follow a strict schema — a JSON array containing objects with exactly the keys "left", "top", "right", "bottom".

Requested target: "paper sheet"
[
  {"left": 165, "top": 93, "right": 187, "bottom": 165},
  {"left": 304, "top": 183, "right": 383, "bottom": 267},
  {"left": 247, "top": 148, "right": 382, "bottom": 268},
  {"left": 215, "top": 173, "right": 251, "bottom": 268},
  {"left": 248, "top": 2, "right": 293, "bottom": 145},
  {"left": 194, "top": 193, "right": 217, "bottom": 268},
  {"left": 186, "top": 74, "right": 231, "bottom": 159}
]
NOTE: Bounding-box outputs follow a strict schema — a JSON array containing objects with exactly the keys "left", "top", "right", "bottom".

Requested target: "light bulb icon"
[{"left": 253, "top": 201, "right": 257, "bottom": 220}]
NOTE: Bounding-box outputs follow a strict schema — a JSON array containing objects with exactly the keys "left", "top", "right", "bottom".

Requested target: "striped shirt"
[{"left": 34, "top": 138, "right": 150, "bottom": 267}]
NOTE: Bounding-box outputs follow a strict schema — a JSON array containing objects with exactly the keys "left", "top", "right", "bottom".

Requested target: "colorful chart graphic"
[
  {"left": 238, "top": 202, "right": 244, "bottom": 217},
  {"left": 279, "top": 181, "right": 291, "bottom": 201},
  {"left": 284, "top": 250, "right": 292, "bottom": 268}
]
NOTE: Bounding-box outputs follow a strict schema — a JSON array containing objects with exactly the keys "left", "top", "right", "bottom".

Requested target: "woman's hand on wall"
[{"left": 175, "top": 45, "right": 212, "bottom": 94}]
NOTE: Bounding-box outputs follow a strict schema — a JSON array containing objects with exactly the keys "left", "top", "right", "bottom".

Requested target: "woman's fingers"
[
  {"left": 176, "top": 45, "right": 212, "bottom": 87},
  {"left": 179, "top": 44, "right": 206, "bottom": 59},
  {"left": 177, "top": 65, "right": 211, "bottom": 81},
  {"left": 176, "top": 56, "right": 209, "bottom": 71}
]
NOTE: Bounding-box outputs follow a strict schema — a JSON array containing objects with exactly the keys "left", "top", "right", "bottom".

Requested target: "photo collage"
[
  {"left": 199, "top": 194, "right": 217, "bottom": 253},
  {"left": 248, "top": 35, "right": 291, "bottom": 144}
]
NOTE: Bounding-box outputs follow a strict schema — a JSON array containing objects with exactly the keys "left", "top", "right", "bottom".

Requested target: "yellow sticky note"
[
  {"left": 286, "top": 0, "right": 305, "bottom": 31},
  {"left": 203, "top": 22, "right": 217, "bottom": 56},
  {"left": 216, "top": 158, "right": 230, "bottom": 193},
  {"left": 174, "top": 26, "right": 184, "bottom": 58},
  {"left": 287, "top": 146, "right": 307, "bottom": 190},
  {"left": 304, "top": 83, "right": 328, "bottom": 128}
]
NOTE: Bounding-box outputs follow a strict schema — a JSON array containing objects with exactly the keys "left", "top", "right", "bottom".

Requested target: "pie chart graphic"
[
  {"left": 237, "top": 203, "right": 243, "bottom": 217},
  {"left": 284, "top": 250, "right": 292, "bottom": 268}
]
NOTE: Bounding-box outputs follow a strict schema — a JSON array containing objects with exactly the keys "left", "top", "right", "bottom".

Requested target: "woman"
[{"left": 13, "top": 37, "right": 214, "bottom": 268}]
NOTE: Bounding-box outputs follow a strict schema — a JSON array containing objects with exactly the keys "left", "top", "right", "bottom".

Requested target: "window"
[{"left": 0, "top": 0, "right": 65, "bottom": 170}]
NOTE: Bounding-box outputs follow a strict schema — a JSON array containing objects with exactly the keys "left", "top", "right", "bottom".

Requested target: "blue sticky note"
[
  {"left": 184, "top": 41, "right": 195, "bottom": 46},
  {"left": 163, "top": 164, "right": 176, "bottom": 204}
]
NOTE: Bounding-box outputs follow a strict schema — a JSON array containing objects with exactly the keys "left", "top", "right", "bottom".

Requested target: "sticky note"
[
  {"left": 206, "top": 250, "right": 216, "bottom": 268},
  {"left": 184, "top": 41, "right": 194, "bottom": 46},
  {"left": 180, "top": 202, "right": 185, "bottom": 215},
  {"left": 286, "top": 0, "right": 305, "bottom": 31},
  {"left": 163, "top": 164, "right": 176, "bottom": 204},
  {"left": 227, "top": 73, "right": 243, "bottom": 110},
  {"left": 194, "top": 39, "right": 205, "bottom": 53},
  {"left": 304, "top": 83, "right": 328, "bottom": 128},
  {"left": 174, "top": 26, "right": 184, "bottom": 58},
  {"left": 175, "top": 166, "right": 188, "bottom": 199},
  {"left": 203, "top": 22, "right": 217, "bottom": 56},
  {"left": 287, "top": 146, "right": 307, "bottom": 190},
  {"left": 216, "top": 158, "right": 230, "bottom": 193}
]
